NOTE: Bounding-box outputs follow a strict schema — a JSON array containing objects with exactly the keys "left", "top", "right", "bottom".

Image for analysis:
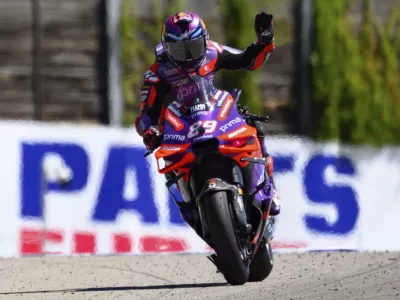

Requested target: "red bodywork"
[{"left": 155, "top": 124, "right": 262, "bottom": 180}]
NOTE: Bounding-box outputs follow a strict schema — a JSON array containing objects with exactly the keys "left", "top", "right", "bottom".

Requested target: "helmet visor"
[{"left": 164, "top": 36, "right": 207, "bottom": 62}]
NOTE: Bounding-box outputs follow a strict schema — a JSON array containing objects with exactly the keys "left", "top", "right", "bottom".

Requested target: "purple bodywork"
[{"left": 159, "top": 80, "right": 274, "bottom": 207}]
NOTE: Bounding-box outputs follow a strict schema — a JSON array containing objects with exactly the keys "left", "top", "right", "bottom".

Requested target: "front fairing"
[
  {"left": 155, "top": 76, "right": 259, "bottom": 175},
  {"left": 162, "top": 89, "right": 246, "bottom": 147}
]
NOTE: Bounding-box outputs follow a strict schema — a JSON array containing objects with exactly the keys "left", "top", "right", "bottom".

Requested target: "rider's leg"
[{"left": 164, "top": 172, "right": 203, "bottom": 235}]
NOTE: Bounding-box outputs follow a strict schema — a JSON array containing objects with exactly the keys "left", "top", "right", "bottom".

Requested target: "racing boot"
[{"left": 266, "top": 154, "right": 281, "bottom": 216}]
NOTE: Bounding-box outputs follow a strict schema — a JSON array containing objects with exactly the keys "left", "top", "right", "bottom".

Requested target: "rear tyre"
[
  {"left": 204, "top": 191, "right": 249, "bottom": 285},
  {"left": 248, "top": 239, "right": 274, "bottom": 282}
]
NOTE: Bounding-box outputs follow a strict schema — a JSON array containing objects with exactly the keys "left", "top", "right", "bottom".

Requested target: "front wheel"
[
  {"left": 248, "top": 239, "right": 274, "bottom": 282},
  {"left": 204, "top": 191, "right": 249, "bottom": 285}
]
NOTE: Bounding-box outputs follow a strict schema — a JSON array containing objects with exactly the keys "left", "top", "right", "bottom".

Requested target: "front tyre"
[
  {"left": 204, "top": 191, "right": 249, "bottom": 285},
  {"left": 248, "top": 239, "right": 274, "bottom": 282}
]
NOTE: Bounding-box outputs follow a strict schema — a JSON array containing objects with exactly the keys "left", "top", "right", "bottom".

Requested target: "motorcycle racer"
[{"left": 134, "top": 11, "right": 281, "bottom": 216}]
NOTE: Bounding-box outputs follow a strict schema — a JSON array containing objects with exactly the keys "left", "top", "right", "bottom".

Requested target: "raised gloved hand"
[
  {"left": 143, "top": 126, "right": 163, "bottom": 151},
  {"left": 254, "top": 12, "right": 274, "bottom": 45}
]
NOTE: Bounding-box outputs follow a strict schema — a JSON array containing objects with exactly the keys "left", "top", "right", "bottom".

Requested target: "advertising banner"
[{"left": 0, "top": 121, "right": 399, "bottom": 258}]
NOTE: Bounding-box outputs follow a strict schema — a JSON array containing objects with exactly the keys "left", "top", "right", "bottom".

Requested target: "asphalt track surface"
[{"left": 1, "top": 252, "right": 400, "bottom": 300}]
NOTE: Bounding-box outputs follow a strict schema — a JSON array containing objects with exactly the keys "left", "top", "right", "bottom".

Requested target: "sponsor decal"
[
  {"left": 168, "top": 106, "right": 182, "bottom": 117},
  {"left": 173, "top": 12, "right": 193, "bottom": 24},
  {"left": 190, "top": 103, "right": 207, "bottom": 113},
  {"left": 171, "top": 77, "right": 189, "bottom": 87},
  {"left": 164, "top": 134, "right": 185, "bottom": 141},
  {"left": 207, "top": 74, "right": 214, "bottom": 85},
  {"left": 208, "top": 179, "right": 217, "bottom": 188},
  {"left": 139, "top": 120, "right": 146, "bottom": 131},
  {"left": 193, "top": 134, "right": 213, "bottom": 142},
  {"left": 218, "top": 97, "right": 234, "bottom": 121},
  {"left": 227, "top": 126, "right": 247, "bottom": 138},
  {"left": 256, "top": 168, "right": 265, "bottom": 186},
  {"left": 212, "top": 90, "right": 222, "bottom": 101},
  {"left": 141, "top": 84, "right": 151, "bottom": 101},
  {"left": 219, "top": 117, "right": 242, "bottom": 132},
  {"left": 216, "top": 91, "right": 229, "bottom": 107},
  {"left": 144, "top": 70, "right": 159, "bottom": 82},
  {"left": 163, "top": 68, "right": 180, "bottom": 76},
  {"left": 177, "top": 84, "right": 197, "bottom": 99},
  {"left": 190, "top": 111, "right": 209, "bottom": 118},
  {"left": 162, "top": 146, "right": 181, "bottom": 151},
  {"left": 140, "top": 90, "right": 149, "bottom": 102},
  {"left": 165, "top": 111, "right": 184, "bottom": 131}
]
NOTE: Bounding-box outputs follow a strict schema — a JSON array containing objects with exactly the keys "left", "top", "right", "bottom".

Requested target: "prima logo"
[
  {"left": 190, "top": 111, "right": 208, "bottom": 118},
  {"left": 177, "top": 85, "right": 197, "bottom": 99},
  {"left": 219, "top": 117, "right": 242, "bottom": 132},
  {"left": 164, "top": 134, "right": 185, "bottom": 141}
]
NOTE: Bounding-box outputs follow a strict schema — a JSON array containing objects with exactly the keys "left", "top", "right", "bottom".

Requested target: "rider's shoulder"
[
  {"left": 208, "top": 40, "right": 243, "bottom": 55},
  {"left": 207, "top": 40, "right": 224, "bottom": 54}
]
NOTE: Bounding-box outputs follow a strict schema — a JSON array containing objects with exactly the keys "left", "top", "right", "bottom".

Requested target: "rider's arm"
[
  {"left": 213, "top": 40, "right": 275, "bottom": 71},
  {"left": 134, "top": 63, "right": 170, "bottom": 136}
]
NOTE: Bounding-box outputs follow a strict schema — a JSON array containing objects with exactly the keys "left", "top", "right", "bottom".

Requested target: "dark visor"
[{"left": 164, "top": 36, "right": 207, "bottom": 62}]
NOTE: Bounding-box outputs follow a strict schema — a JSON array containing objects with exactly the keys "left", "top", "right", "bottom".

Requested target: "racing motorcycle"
[{"left": 145, "top": 74, "right": 275, "bottom": 285}]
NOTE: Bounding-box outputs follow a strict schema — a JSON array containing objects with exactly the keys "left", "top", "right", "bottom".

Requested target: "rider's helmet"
[{"left": 161, "top": 12, "right": 209, "bottom": 71}]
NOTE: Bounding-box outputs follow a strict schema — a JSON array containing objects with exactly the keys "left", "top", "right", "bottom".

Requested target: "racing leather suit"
[
  {"left": 134, "top": 39, "right": 280, "bottom": 216},
  {"left": 135, "top": 40, "right": 274, "bottom": 135}
]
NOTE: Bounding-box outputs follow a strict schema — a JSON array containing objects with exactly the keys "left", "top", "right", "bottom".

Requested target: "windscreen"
[{"left": 176, "top": 75, "right": 215, "bottom": 107}]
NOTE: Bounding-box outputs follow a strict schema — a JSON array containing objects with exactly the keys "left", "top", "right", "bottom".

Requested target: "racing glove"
[
  {"left": 254, "top": 12, "right": 274, "bottom": 45},
  {"left": 143, "top": 126, "right": 163, "bottom": 151}
]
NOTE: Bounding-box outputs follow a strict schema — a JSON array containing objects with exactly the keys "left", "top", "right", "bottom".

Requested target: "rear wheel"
[
  {"left": 248, "top": 239, "right": 274, "bottom": 282},
  {"left": 204, "top": 191, "right": 249, "bottom": 285}
]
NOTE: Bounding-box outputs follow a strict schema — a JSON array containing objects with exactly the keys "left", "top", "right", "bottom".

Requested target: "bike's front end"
[{"left": 150, "top": 76, "right": 275, "bottom": 285}]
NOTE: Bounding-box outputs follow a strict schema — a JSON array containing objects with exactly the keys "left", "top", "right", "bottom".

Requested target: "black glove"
[
  {"left": 254, "top": 12, "right": 274, "bottom": 44},
  {"left": 236, "top": 104, "right": 252, "bottom": 125},
  {"left": 143, "top": 126, "right": 163, "bottom": 151}
]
